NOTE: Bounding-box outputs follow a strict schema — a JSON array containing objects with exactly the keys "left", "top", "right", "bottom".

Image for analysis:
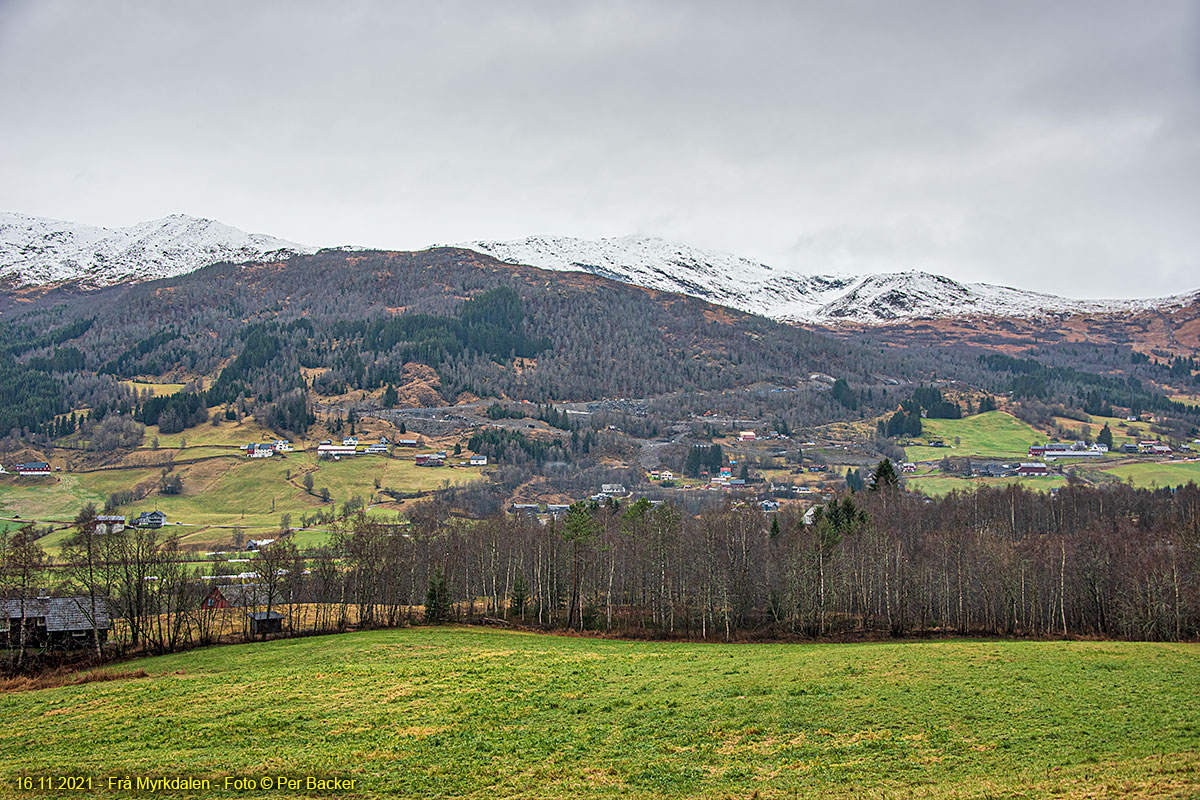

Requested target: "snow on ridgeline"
[
  {"left": 3, "top": 213, "right": 1194, "bottom": 324},
  {"left": 455, "top": 234, "right": 1199, "bottom": 324},
  {"left": 454, "top": 234, "right": 859, "bottom": 320},
  {"left": 0, "top": 212, "right": 315, "bottom": 288}
]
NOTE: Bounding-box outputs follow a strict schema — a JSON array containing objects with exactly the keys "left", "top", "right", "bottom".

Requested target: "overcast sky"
[{"left": 1, "top": 1, "right": 1196, "bottom": 298}]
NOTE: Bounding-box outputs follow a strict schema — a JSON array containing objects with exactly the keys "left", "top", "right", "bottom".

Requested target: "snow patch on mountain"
[
  {"left": 455, "top": 235, "right": 1198, "bottom": 324},
  {"left": 0, "top": 212, "right": 315, "bottom": 287},
  {"left": 455, "top": 235, "right": 859, "bottom": 319}
]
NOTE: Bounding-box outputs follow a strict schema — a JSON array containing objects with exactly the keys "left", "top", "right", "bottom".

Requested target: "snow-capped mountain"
[
  {"left": 0, "top": 212, "right": 315, "bottom": 287},
  {"left": 456, "top": 235, "right": 856, "bottom": 319},
  {"left": 4, "top": 213, "right": 1194, "bottom": 325},
  {"left": 456, "top": 235, "right": 1198, "bottom": 324}
]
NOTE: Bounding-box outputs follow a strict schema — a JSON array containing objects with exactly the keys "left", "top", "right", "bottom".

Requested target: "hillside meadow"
[
  {"left": 903, "top": 410, "right": 1045, "bottom": 462},
  {"left": 1102, "top": 460, "right": 1200, "bottom": 489},
  {"left": 1, "top": 628, "right": 1197, "bottom": 799},
  {"left": 0, "top": 451, "right": 484, "bottom": 552}
]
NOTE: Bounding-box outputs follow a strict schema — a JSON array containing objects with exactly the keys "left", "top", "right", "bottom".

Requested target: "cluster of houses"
[
  {"left": 91, "top": 510, "right": 168, "bottom": 534},
  {"left": 1029, "top": 439, "right": 1179, "bottom": 459},
  {"left": 414, "top": 451, "right": 487, "bottom": 468},
  {"left": 242, "top": 440, "right": 294, "bottom": 458},
  {"left": 314, "top": 437, "right": 491, "bottom": 464},
  {"left": 316, "top": 436, "right": 391, "bottom": 459},
  {"left": 1028, "top": 442, "right": 1109, "bottom": 459}
]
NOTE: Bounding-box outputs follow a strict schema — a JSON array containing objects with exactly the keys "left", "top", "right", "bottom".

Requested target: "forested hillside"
[{"left": 0, "top": 248, "right": 922, "bottom": 443}]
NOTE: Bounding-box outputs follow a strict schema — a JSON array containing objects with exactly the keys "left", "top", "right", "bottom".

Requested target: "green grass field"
[
  {"left": 0, "top": 628, "right": 1196, "bottom": 799},
  {"left": 0, "top": 453, "right": 483, "bottom": 551},
  {"left": 1102, "top": 460, "right": 1200, "bottom": 489},
  {"left": 904, "top": 411, "right": 1046, "bottom": 462},
  {"left": 906, "top": 474, "right": 1069, "bottom": 497},
  {"left": 140, "top": 414, "right": 287, "bottom": 450},
  {"left": 1053, "top": 414, "right": 1156, "bottom": 448}
]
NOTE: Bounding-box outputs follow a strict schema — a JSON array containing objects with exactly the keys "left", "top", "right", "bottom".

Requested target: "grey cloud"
[{"left": 0, "top": 0, "right": 1195, "bottom": 298}]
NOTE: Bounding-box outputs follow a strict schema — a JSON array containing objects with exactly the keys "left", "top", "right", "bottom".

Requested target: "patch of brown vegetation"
[
  {"left": 394, "top": 362, "right": 445, "bottom": 407},
  {"left": 0, "top": 668, "right": 151, "bottom": 694},
  {"left": 703, "top": 307, "right": 739, "bottom": 325},
  {"left": 811, "top": 300, "right": 1200, "bottom": 358}
]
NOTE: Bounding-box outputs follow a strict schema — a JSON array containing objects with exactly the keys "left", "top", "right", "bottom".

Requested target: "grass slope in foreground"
[{"left": 2, "top": 629, "right": 1198, "bottom": 799}]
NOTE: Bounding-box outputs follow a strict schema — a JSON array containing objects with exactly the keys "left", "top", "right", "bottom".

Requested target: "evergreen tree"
[
  {"left": 510, "top": 573, "right": 529, "bottom": 619},
  {"left": 869, "top": 459, "right": 900, "bottom": 491},
  {"left": 845, "top": 467, "right": 865, "bottom": 492},
  {"left": 831, "top": 378, "right": 858, "bottom": 410},
  {"left": 425, "top": 569, "right": 452, "bottom": 624},
  {"left": 1098, "top": 423, "right": 1114, "bottom": 450}
]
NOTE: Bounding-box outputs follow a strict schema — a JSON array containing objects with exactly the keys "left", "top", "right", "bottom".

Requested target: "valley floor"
[{"left": 1, "top": 628, "right": 1197, "bottom": 799}]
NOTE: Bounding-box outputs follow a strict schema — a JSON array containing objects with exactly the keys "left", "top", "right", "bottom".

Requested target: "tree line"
[{"left": 2, "top": 477, "right": 1196, "bottom": 672}]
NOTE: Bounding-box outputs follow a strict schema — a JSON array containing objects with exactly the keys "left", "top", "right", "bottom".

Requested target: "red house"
[{"left": 202, "top": 584, "right": 268, "bottom": 609}]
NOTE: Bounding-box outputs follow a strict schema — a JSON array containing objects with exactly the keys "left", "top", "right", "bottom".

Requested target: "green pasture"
[
  {"left": 905, "top": 474, "right": 1069, "bottom": 497},
  {"left": 905, "top": 411, "right": 1045, "bottom": 462},
  {"left": 1102, "top": 460, "right": 1200, "bottom": 489},
  {"left": 0, "top": 628, "right": 1196, "bottom": 799},
  {"left": 0, "top": 452, "right": 480, "bottom": 552}
]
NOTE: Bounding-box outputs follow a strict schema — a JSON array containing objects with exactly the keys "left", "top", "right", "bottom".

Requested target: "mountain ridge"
[
  {"left": 0, "top": 211, "right": 314, "bottom": 287},
  {"left": 2, "top": 212, "right": 1196, "bottom": 325},
  {"left": 455, "top": 235, "right": 1200, "bottom": 324}
]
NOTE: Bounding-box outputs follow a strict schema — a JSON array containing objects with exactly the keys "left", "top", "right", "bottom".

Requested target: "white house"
[
  {"left": 601, "top": 483, "right": 626, "bottom": 496},
  {"left": 318, "top": 444, "right": 357, "bottom": 457},
  {"left": 16, "top": 462, "right": 51, "bottom": 476},
  {"left": 469, "top": 455, "right": 487, "bottom": 466},
  {"left": 272, "top": 440, "right": 294, "bottom": 453}
]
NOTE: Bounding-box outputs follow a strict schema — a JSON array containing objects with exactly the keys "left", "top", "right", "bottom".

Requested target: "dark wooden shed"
[{"left": 247, "top": 610, "right": 284, "bottom": 636}]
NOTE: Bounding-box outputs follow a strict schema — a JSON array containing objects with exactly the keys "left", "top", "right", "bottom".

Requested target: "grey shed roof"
[
  {"left": 247, "top": 611, "right": 285, "bottom": 620},
  {"left": 213, "top": 584, "right": 269, "bottom": 607},
  {"left": 2, "top": 597, "right": 111, "bottom": 631}
]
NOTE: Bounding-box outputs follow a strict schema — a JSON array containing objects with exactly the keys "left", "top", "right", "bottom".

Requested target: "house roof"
[
  {"left": 2, "top": 597, "right": 111, "bottom": 631},
  {"left": 248, "top": 611, "right": 285, "bottom": 621},
  {"left": 212, "top": 584, "right": 270, "bottom": 607}
]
